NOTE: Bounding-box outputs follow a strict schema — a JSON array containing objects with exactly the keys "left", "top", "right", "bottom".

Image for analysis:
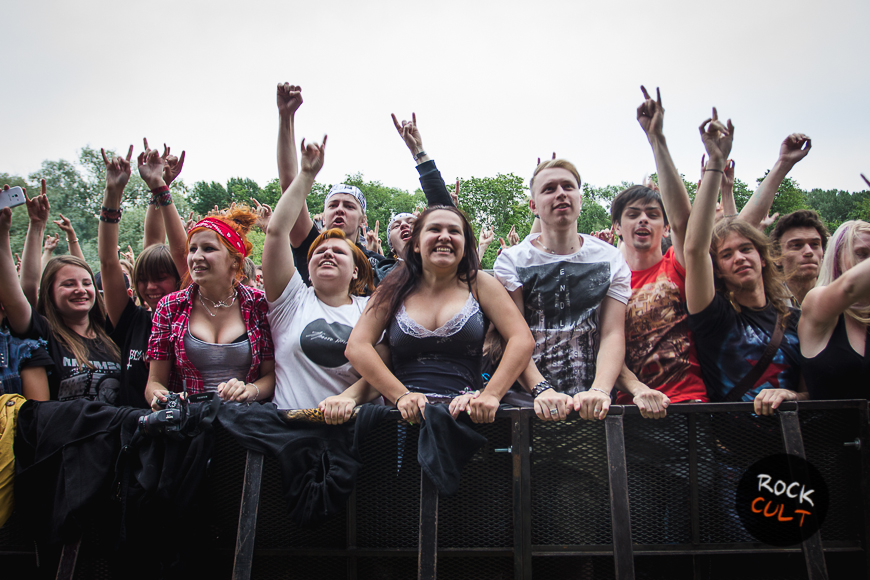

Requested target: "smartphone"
[{"left": 0, "top": 187, "right": 26, "bottom": 211}]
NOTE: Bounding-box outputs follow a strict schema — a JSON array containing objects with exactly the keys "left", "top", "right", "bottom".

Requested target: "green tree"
[
  {"left": 340, "top": 173, "right": 424, "bottom": 249},
  {"left": 227, "top": 177, "right": 262, "bottom": 207},
  {"left": 190, "top": 181, "right": 231, "bottom": 216},
  {"left": 763, "top": 175, "right": 807, "bottom": 218}
]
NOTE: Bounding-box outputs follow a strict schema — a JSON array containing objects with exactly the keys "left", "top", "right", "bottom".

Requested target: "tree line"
[{"left": 4, "top": 147, "right": 869, "bottom": 269}]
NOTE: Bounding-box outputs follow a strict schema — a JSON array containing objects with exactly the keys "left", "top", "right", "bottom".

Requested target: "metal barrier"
[{"left": 1, "top": 400, "right": 868, "bottom": 579}]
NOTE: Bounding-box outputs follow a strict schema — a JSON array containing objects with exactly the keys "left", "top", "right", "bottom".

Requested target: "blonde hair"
[
  {"left": 816, "top": 220, "right": 870, "bottom": 325},
  {"left": 530, "top": 159, "right": 582, "bottom": 196},
  {"left": 38, "top": 256, "right": 121, "bottom": 369}
]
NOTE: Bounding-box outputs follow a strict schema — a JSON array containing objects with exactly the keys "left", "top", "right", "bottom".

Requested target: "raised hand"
[
  {"left": 451, "top": 179, "right": 459, "bottom": 206},
  {"left": 507, "top": 224, "right": 519, "bottom": 246},
  {"left": 137, "top": 140, "right": 168, "bottom": 190},
  {"left": 276, "top": 83, "right": 303, "bottom": 118},
  {"left": 102, "top": 146, "right": 133, "bottom": 193},
  {"left": 43, "top": 233, "right": 59, "bottom": 252},
  {"left": 778, "top": 133, "right": 811, "bottom": 166},
  {"left": 122, "top": 245, "right": 135, "bottom": 263},
  {"left": 365, "top": 220, "right": 382, "bottom": 254},
  {"left": 184, "top": 211, "right": 196, "bottom": 232},
  {"left": 53, "top": 214, "right": 76, "bottom": 238},
  {"left": 759, "top": 212, "right": 780, "bottom": 229},
  {"left": 537, "top": 152, "right": 556, "bottom": 166},
  {"left": 478, "top": 227, "right": 495, "bottom": 249},
  {"left": 723, "top": 159, "right": 735, "bottom": 188},
  {"left": 252, "top": 198, "right": 272, "bottom": 233},
  {"left": 637, "top": 85, "right": 664, "bottom": 139},
  {"left": 162, "top": 146, "right": 186, "bottom": 186},
  {"left": 391, "top": 112, "right": 423, "bottom": 156},
  {"left": 699, "top": 108, "right": 734, "bottom": 166},
  {"left": 24, "top": 179, "right": 50, "bottom": 225},
  {"left": 862, "top": 174, "right": 870, "bottom": 189},
  {"left": 497, "top": 237, "right": 507, "bottom": 256},
  {"left": 299, "top": 136, "right": 327, "bottom": 176},
  {"left": 0, "top": 207, "right": 11, "bottom": 233}
]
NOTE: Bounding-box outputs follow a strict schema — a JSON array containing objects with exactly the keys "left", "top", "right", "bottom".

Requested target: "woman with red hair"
[{"left": 145, "top": 205, "right": 275, "bottom": 409}]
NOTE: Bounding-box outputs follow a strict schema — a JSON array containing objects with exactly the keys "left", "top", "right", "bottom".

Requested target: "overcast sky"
[{"left": 3, "top": 0, "right": 869, "bottom": 201}]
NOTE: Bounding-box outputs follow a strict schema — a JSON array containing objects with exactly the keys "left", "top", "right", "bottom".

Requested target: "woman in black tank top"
[{"left": 799, "top": 220, "right": 870, "bottom": 399}]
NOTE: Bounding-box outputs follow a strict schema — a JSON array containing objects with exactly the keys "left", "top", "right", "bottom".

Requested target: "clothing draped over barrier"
[{"left": 0, "top": 400, "right": 868, "bottom": 580}]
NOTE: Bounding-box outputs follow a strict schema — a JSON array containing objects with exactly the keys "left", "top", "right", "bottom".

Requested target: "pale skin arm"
[
  {"left": 41, "top": 234, "right": 58, "bottom": 274},
  {"left": 506, "top": 288, "right": 575, "bottom": 421},
  {"left": 216, "top": 359, "right": 277, "bottom": 403},
  {"left": 572, "top": 297, "right": 625, "bottom": 420},
  {"left": 54, "top": 214, "right": 84, "bottom": 261},
  {"left": 737, "top": 133, "right": 811, "bottom": 228},
  {"left": 145, "top": 359, "right": 174, "bottom": 410},
  {"left": 20, "top": 366, "right": 50, "bottom": 401},
  {"left": 319, "top": 343, "right": 392, "bottom": 424},
  {"left": 477, "top": 227, "right": 494, "bottom": 257},
  {"left": 637, "top": 86, "right": 691, "bottom": 266},
  {"left": 391, "top": 112, "right": 431, "bottom": 165},
  {"left": 685, "top": 110, "right": 734, "bottom": 315},
  {"left": 98, "top": 146, "right": 135, "bottom": 328},
  {"left": 276, "top": 83, "right": 313, "bottom": 248},
  {"left": 262, "top": 137, "right": 327, "bottom": 302},
  {"left": 753, "top": 375, "right": 808, "bottom": 415},
  {"left": 450, "top": 273, "right": 535, "bottom": 423},
  {"left": 19, "top": 181, "right": 49, "bottom": 309},
  {"left": 0, "top": 209, "right": 35, "bottom": 334},
  {"left": 346, "top": 299, "right": 426, "bottom": 422},
  {"left": 615, "top": 363, "right": 670, "bottom": 419},
  {"left": 138, "top": 140, "right": 188, "bottom": 278},
  {"left": 720, "top": 159, "right": 738, "bottom": 217},
  {"left": 799, "top": 253, "right": 870, "bottom": 357}
]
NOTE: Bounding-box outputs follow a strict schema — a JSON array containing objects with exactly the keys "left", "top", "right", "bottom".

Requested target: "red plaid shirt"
[{"left": 146, "top": 283, "right": 274, "bottom": 394}]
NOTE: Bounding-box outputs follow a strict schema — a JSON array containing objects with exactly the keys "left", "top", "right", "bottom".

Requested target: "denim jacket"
[{"left": 0, "top": 327, "right": 42, "bottom": 395}]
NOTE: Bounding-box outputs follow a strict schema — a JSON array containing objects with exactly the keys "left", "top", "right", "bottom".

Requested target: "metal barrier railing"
[{"left": 1, "top": 400, "right": 867, "bottom": 580}]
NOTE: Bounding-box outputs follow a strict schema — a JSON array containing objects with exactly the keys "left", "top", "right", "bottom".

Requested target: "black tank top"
[
  {"left": 388, "top": 293, "right": 487, "bottom": 397},
  {"left": 802, "top": 314, "right": 870, "bottom": 400}
]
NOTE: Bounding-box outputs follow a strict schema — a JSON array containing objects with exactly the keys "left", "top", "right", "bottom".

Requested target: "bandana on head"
[
  {"left": 387, "top": 212, "right": 416, "bottom": 250},
  {"left": 325, "top": 184, "right": 366, "bottom": 214},
  {"left": 191, "top": 217, "right": 249, "bottom": 257}
]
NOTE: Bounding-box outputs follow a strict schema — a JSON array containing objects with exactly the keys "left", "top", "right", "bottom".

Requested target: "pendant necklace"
[{"left": 198, "top": 289, "right": 237, "bottom": 317}]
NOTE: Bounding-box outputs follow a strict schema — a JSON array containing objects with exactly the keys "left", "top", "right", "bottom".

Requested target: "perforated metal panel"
[
  {"left": 531, "top": 555, "right": 615, "bottom": 579},
  {"left": 530, "top": 416, "right": 612, "bottom": 546}
]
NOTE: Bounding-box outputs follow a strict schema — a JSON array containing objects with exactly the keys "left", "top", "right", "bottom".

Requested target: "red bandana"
[{"left": 191, "top": 218, "right": 248, "bottom": 256}]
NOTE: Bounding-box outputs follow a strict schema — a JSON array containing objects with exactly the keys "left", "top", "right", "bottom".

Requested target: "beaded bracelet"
[
  {"left": 99, "top": 206, "right": 123, "bottom": 223},
  {"left": 150, "top": 185, "right": 172, "bottom": 207}
]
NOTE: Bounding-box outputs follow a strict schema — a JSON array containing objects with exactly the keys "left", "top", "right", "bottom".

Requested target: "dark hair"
[
  {"left": 769, "top": 209, "right": 828, "bottom": 252},
  {"left": 132, "top": 244, "right": 181, "bottom": 300},
  {"left": 710, "top": 218, "right": 791, "bottom": 326},
  {"left": 610, "top": 185, "right": 668, "bottom": 233},
  {"left": 368, "top": 206, "right": 479, "bottom": 320}
]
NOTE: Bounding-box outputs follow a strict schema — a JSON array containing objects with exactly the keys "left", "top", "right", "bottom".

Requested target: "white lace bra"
[{"left": 395, "top": 293, "right": 480, "bottom": 339}]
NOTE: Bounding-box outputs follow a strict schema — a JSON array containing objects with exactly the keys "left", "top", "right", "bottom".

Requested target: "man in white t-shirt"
[{"left": 494, "top": 159, "right": 631, "bottom": 421}]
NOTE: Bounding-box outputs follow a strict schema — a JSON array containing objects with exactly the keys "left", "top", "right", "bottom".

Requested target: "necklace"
[
  {"left": 535, "top": 235, "right": 580, "bottom": 255},
  {"left": 198, "top": 288, "right": 237, "bottom": 317}
]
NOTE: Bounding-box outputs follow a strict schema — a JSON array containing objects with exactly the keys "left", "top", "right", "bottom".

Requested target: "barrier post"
[
  {"left": 511, "top": 410, "right": 532, "bottom": 580},
  {"left": 778, "top": 405, "right": 828, "bottom": 580},
  {"left": 232, "top": 450, "right": 264, "bottom": 580},
  {"left": 418, "top": 471, "right": 439, "bottom": 580},
  {"left": 605, "top": 411, "right": 635, "bottom": 580},
  {"left": 55, "top": 538, "right": 81, "bottom": 580}
]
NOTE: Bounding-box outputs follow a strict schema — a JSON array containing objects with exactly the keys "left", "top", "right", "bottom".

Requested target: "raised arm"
[
  {"left": 54, "top": 214, "right": 84, "bottom": 262},
  {"left": 637, "top": 86, "right": 691, "bottom": 265},
  {"left": 41, "top": 233, "right": 58, "bottom": 274},
  {"left": 0, "top": 208, "right": 34, "bottom": 334},
  {"left": 275, "top": 83, "right": 312, "bottom": 247},
  {"left": 19, "top": 181, "right": 50, "bottom": 308},
  {"left": 684, "top": 109, "right": 734, "bottom": 315},
  {"left": 98, "top": 145, "right": 135, "bottom": 328},
  {"left": 720, "top": 159, "right": 738, "bottom": 217},
  {"left": 738, "top": 133, "right": 811, "bottom": 228},
  {"left": 262, "top": 136, "right": 327, "bottom": 302},
  {"left": 138, "top": 139, "right": 188, "bottom": 278},
  {"left": 391, "top": 112, "right": 454, "bottom": 207}
]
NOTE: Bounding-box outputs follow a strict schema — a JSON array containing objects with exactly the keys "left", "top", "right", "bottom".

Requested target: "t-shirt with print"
[
  {"left": 106, "top": 298, "right": 152, "bottom": 408},
  {"left": 268, "top": 270, "right": 371, "bottom": 410},
  {"left": 493, "top": 233, "right": 632, "bottom": 395},
  {"left": 23, "top": 312, "right": 122, "bottom": 403},
  {"left": 688, "top": 293, "right": 801, "bottom": 402},
  {"left": 615, "top": 247, "right": 708, "bottom": 405}
]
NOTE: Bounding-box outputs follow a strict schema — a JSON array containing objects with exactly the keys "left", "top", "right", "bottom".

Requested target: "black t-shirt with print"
[
  {"left": 106, "top": 298, "right": 153, "bottom": 408},
  {"left": 24, "top": 312, "right": 122, "bottom": 403}
]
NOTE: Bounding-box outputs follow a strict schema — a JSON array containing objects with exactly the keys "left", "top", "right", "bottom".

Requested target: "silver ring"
[{"left": 549, "top": 408, "right": 558, "bottom": 415}]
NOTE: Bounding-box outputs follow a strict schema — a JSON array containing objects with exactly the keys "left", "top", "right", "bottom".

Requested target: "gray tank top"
[{"left": 183, "top": 329, "right": 253, "bottom": 392}]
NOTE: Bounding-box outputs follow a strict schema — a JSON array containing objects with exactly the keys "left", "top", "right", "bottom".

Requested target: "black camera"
[{"left": 138, "top": 392, "right": 189, "bottom": 436}]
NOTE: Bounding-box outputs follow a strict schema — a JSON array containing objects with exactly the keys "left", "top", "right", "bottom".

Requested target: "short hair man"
[
  {"left": 769, "top": 209, "right": 828, "bottom": 306},
  {"left": 494, "top": 158, "right": 631, "bottom": 422},
  {"left": 609, "top": 88, "right": 709, "bottom": 418},
  {"left": 275, "top": 83, "right": 389, "bottom": 287}
]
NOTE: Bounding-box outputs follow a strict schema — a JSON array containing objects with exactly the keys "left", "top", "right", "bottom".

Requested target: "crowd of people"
[{"left": 1, "top": 83, "right": 868, "bottom": 426}]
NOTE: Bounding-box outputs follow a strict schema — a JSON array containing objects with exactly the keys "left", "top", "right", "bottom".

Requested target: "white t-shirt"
[
  {"left": 493, "top": 233, "right": 631, "bottom": 394},
  {"left": 268, "top": 271, "right": 370, "bottom": 410}
]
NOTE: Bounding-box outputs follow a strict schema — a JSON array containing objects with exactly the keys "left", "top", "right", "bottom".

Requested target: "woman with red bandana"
[{"left": 145, "top": 204, "right": 274, "bottom": 410}]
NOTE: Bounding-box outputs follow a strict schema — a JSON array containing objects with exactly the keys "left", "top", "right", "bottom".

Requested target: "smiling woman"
[
  {"left": 145, "top": 206, "right": 275, "bottom": 410},
  {"left": 346, "top": 206, "right": 534, "bottom": 425}
]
